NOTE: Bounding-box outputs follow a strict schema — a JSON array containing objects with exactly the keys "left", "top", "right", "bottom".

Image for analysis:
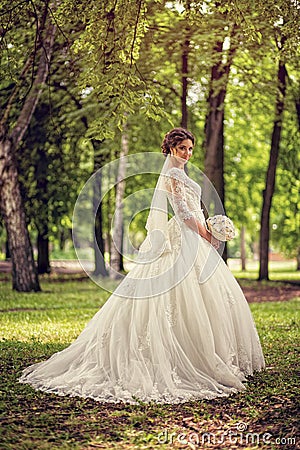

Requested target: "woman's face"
[{"left": 171, "top": 139, "right": 193, "bottom": 163}]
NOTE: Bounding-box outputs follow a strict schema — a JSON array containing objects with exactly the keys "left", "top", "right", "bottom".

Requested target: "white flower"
[{"left": 206, "top": 215, "right": 236, "bottom": 241}]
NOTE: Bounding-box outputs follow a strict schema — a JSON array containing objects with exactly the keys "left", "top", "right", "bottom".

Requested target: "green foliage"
[
  {"left": 0, "top": 0, "right": 39, "bottom": 81},
  {"left": 271, "top": 85, "right": 300, "bottom": 259},
  {"left": 55, "top": 0, "right": 167, "bottom": 139},
  {"left": 0, "top": 0, "right": 55, "bottom": 134},
  {"left": 221, "top": 8, "right": 299, "bottom": 257},
  {"left": 0, "top": 279, "right": 299, "bottom": 449},
  {"left": 17, "top": 104, "right": 90, "bottom": 238},
  {"left": 1, "top": 0, "right": 299, "bottom": 265}
]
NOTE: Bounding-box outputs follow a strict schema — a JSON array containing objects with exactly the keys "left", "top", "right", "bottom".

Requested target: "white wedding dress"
[{"left": 19, "top": 166, "right": 265, "bottom": 404}]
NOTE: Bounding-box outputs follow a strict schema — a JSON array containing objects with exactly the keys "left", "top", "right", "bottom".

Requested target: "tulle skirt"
[{"left": 19, "top": 219, "right": 265, "bottom": 404}]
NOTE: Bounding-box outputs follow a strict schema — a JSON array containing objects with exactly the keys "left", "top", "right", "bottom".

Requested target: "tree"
[
  {"left": 259, "top": 58, "right": 287, "bottom": 280},
  {"left": 110, "top": 127, "right": 129, "bottom": 278},
  {"left": 270, "top": 83, "right": 300, "bottom": 270},
  {"left": 93, "top": 143, "right": 109, "bottom": 277},
  {"left": 36, "top": 145, "right": 51, "bottom": 275},
  {"left": 70, "top": 0, "right": 299, "bottom": 277},
  {"left": 203, "top": 24, "right": 238, "bottom": 209},
  {"left": 0, "top": 1, "right": 56, "bottom": 291}
]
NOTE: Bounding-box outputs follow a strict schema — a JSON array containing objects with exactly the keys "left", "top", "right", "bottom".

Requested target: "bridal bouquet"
[{"left": 206, "top": 215, "right": 236, "bottom": 241}]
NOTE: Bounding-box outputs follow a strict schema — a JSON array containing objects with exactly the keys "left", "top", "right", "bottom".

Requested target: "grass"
[
  {"left": 228, "top": 259, "right": 299, "bottom": 281},
  {"left": 0, "top": 278, "right": 299, "bottom": 449}
]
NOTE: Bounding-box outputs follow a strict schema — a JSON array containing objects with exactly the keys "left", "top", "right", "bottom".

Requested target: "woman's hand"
[
  {"left": 210, "top": 234, "right": 220, "bottom": 250},
  {"left": 202, "top": 227, "right": 220, "bottom": 249},
  {"left": 194, "top": 221, "right": 220, "bottom": 249}
]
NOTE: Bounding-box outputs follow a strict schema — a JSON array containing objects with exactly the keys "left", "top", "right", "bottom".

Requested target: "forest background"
[{"left": 0, "top": 0, "right": 299, "bottom": 292}]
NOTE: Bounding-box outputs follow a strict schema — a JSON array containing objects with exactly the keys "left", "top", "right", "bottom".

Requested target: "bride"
[{"left": 19, "top": 128, "right": 265, "bottom": 404}]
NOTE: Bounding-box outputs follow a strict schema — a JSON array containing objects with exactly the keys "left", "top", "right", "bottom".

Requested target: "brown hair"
[{"left": 161, "top": 128, "right": 195, "bottom": 157}]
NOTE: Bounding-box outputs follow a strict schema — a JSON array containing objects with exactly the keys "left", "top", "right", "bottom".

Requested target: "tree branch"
[
  {"left": 0, "top": 0, "right": 51, "bottom": 137},
  {"left": 0, "top": 54, "right": 34, "bottom": 134},
  {"left": 130, "top": 0, "right": 143, "bottom": 68},
  {"left": 9, "top": 14, "right": 56, "bottom": 147}
]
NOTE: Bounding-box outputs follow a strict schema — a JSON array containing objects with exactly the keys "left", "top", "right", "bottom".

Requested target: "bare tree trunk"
[
  {"left": 203, "top": 28, "right": 237, "bottom": 262},
  {"left": 0, "top": 7, "right": 56, "bottom": 291},
  {"left": 5, "top": 239, "right": 10, "bottom": 260},
  {"left": 59, "top": 228, "right": 68, "bottom": 251},
  {"left": 120, "top": 223, "right": 125, "bottom": 272},
  {"left": 36, "top": 147, "right": 51, "bottom": 274},
  {"left": 37, "top": 232, "right": 51, "bottom": 274},
  {"left": 240, "top": 225, "right": 246, "bottom": 271},
  {"left": 110, "top": 129, "right": 129, "bottom": 278},
  {"left": 204, "top": 40, "right": 226, "bottom": 204},
  {"left": 93, "top": 144, "right": 109, "bottom": 277},
  {"left": 0, "top": 138, "right": 41, "bottom": 291},
  {"left": 295, "top": 94, "right": 300, "bottom": 130},
  {"left": 259, "top": 62, "right": 287, "bottom": 281},
  {"left": 107, "top": 187, "right": 113, "bottom": 265},
  {"left": 181, "top": 38, "right": 189, "bottom": 130},
  {"left": 181, "top": 0, "right": 191, "bottom": 130}
]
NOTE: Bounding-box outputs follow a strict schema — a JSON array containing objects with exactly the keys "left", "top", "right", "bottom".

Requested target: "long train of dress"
[{"left": 19, "top": 167, "right": 265, "bottom": 404}]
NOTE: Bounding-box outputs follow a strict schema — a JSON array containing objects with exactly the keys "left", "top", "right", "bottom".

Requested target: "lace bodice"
[{"left": 164, "top": 167, "right": 206, "bottom": 226}]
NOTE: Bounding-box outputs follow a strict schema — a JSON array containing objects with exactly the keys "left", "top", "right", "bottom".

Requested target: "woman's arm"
[
  {"left": 168, "top": 171, "right": 220, "bottom": 248},
  {"left": 183, "top": 216, "right": 220, "bottom": 248}
]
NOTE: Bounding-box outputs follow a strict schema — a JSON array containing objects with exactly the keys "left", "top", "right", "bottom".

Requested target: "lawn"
[
  {"left": 228, "top": 259, "right": 299, "bottom": 281},
  {"left": 0, "top": 278, "right": 299, "bottom": 449}
]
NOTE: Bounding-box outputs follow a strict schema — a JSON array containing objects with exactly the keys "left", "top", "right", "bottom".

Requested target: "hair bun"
[{"left": 161, "top": 128, "right": 195, "bottom": 156}]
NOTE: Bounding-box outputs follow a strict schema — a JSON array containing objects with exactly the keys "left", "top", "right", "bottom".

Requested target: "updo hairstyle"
[{"left": 161, "top": 128, "right": 195, "bottom": 157}]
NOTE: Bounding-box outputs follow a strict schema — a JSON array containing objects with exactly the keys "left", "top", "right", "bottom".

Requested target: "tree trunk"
[
  {"left": 110, "top": 129, "right": 129, "bottom": 278},
  {"left": 37, "top": 232, "right": 51, "bottom": 274},
  {"left": 204, "top": 44, "right": 226, "bottom": 205},
  {"left": 297, "top": 248, "right": 300, "bottom": 271},
  {"left": 5, "top": 239, "right": 10, "bottom": 260},
  {"left": 59, "top": 228, "right": 67, "bottom": 251},
  {"left": 181, "top": 38, "right": 189, "bottom": 130},
  {"left": 107, "top": 189, "right": 113, "bottom": 265},
  {"left": 0, "top": 139, "right": 41, "bottom": 291},
  {"left": 259, "top": 62, "right": 287, "bottom": 281},
  {"left": 240, "top": 225, "right": 246, "bottom": 271},
  {"left": 181, "top": 0, "right": 191, "bottom": 130},
  {"left": 0, "top": 7, "right": 56, "bottom": 291},
  {"left": 36, "top": 147, "right": 51, "bottom": 274},
  {"left": 93, "top": 144, "right": 109, "bottom": 277},
  {"left": 203, "top": 29, "right": 237, "bottom": 262}
]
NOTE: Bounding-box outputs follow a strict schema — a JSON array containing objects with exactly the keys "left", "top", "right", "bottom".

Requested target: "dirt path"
[{"left": 241, "top": 283, "right": 300, "bottom": 303}]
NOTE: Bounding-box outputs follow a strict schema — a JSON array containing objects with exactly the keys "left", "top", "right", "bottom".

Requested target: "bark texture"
[
  {"left": 110, "top": 130, "right": 129, "bottom": 278},
  {"left": 37, "top": 232, "right": 51, "bottom": 274},
  {"left": 203, "top": 33, "right": 236, "bottom": 207},
  {"left": 0, "top": 6, "right": 56, "bottom": 291},
  {"left": 36, "top": 147, "right": 51, "bottom": 274},
  {"left": 240, "top": 225, "right": 246, "bottom": 271},
  {"left": 0, "top": 140, "right": 40, "bottom": 290},
  {"left": 181, "top": 38, "right": 189, "bottom": 130},
  {"left": 203, "top": 28, "right": 237, "bottom": 262},
  {"left": 259, "top": 62, "right": 287, "bottom": 280},
  {"left": 93, "top": 144, "right": 109, "bottom": 277}
]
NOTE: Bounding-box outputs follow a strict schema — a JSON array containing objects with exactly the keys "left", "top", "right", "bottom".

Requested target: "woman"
[{"left": 19, "top": 128, "right": 265, "bottom": 404}]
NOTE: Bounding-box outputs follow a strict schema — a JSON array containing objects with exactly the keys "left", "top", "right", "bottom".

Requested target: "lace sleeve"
[{"left": 165, "top": 168, "right": 194, "bottom": 222}]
